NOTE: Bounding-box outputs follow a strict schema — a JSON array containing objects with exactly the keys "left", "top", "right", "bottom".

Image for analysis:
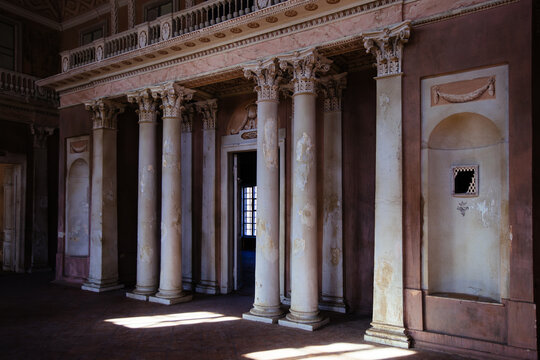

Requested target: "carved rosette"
[
  {"left": 195, "top": 99, "right": 218, "bottom": 130},
  {"left": 279, "top": 49, "right": 331, "bottom": 95},
  {"left": 151, "top": 82, "right": 195, "bottom": 119},
  {"left": 320, "top": 73, "right": 347, "bottom": 112},
  {"left": 85, "top": 99, "right": 125, "bottom": 130},
  {"left": 30, "top": 125, "right": 55, "bottom": 148},
  {"left": 182, "top": 104, "right": 195, "bottom": 132},
  {"left": 244, "top": 58, "right": 283, "bottom": 102},
  {"left": 363, "top": 21, "right": 411, "bottom": 77},
  {"left": 127, "top": 89, "right": 159, "bottom": 124}
]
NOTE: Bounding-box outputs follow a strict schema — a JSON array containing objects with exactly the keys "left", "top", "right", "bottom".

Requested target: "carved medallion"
[
  {"left": 162, "top": 22, "right": 170, "bottom": 40},
  {"left": 199, "top": 37, "right": 210, "bottom": 43},
  {"left": 170, "top": 46, "right": 182, "bottom": 51},
  {"left": 158, "top": 50, "right": 168, "bottom": 55},
  {"left": 285, "top": 10, "right": 298, "bottom": 17},
  {"left": 62, "top": 57, "right": 69, "bottom": 72},
  {"left": 230, "top": 28, "right": 242, "bottom": 34},
  {"left": 241, "top": 131, "right": 257, "bottom": 139},
  {"left": 134, "top": 57, "right": 143, "bottom": 62},
  {"left": 139, "top": 31, "right": 147, "bottom": 47},
  {"left": 122, "top": 61, "right": 132, "bottom": 65},
  {"left": 96, "top": 45, "right": 103, "bottom": 61},
  {"left": 214, "top": 32, "right": 226, "bottom": 38},
  {"left": 185, "top": 42, "right": 196, "bottom": 47},
  {"left": 326, "top": 0, "right": 340, "bottom": 3},
  {"left": 304, "top": 3, "right": 318, "bottom": 11},
  {"left": 265, "top": 16, "right": 278, "bottom": 23},
  {"left": 247, "top": 22, "right": 260, "bottom": 28}
]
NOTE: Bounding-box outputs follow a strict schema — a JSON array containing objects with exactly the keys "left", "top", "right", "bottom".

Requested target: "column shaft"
[{"left": 181, "top": 127, "right": 193, "bottom": 290}]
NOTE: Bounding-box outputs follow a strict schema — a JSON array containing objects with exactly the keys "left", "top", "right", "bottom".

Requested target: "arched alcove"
[
  {"left": 425, "top": 112, "right": 508, "bottom": 302},
  {"left": 65, "top": 158, "right": 90, "bottom": 257}
]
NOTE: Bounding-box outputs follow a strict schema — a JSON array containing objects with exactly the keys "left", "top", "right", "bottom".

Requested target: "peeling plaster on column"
[
  {"left": 293, "top": 238, "right": 305, "bottom": 255},
  {"left": 295, "top": 132, "right": 314, "bottom": 191},
  {"left": 263, "top": 117, "right": 278, "bottom": 168},
  {"left": 298, "top": 202, "right": 315, "bottom": 228},
  {"left": 330, "top": 247, "right": 341, "bottom": 266}
]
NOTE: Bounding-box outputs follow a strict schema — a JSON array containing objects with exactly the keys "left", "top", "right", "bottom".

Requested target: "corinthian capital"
[
  {"left": 319, "top": 73, "right": 347, "bottom": 113},
  {"left": 244, "top": 58, "right": 283, "bottom": 102},
  {"left": 182, "top": 104, "right": 195, "bottom": 132},
  {"left": 127, "top": 89, "right": 159, "bottom": 123},
  {"left": 279, "top": 49, "right": 331, "bottom": 95},
  {"left": 85, "top": 99, "right": 125, "bottom": 130},
  {"left": 30, "top": 124, "right": 55, "bottom": 148},
  {"left": 195, "top": 99, "right": 218, "bottom": 130},
  {"left": 150, "top": 82, "right": 195, "bottom": 119},
  {"left": 362, "top": 21, "right": 411, "bottom": 77}
]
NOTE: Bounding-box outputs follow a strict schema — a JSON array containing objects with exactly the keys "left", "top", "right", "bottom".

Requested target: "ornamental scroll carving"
[
  {"left": 85, "top": 99, "right": 125, "bottom": 130},
  {"left": 363, "top": 21, "right": 411, "bottom": 77},
  {"left": 150, "top": 82, "right": 195, "bottom": 119},
  {"left": 127, "top": 88, "right": 159, "bottom": 123},
  {"left": 433, "top": 77, "right": 495, "bottom": 105},
  {"left": 196, "top": 99, "right": 218, "bottom": 130},
  {"left": 244, "top": 58, "right": 283, "bottom": 102},
  {"left": 319, "top": 73, "right": 347, "bottom": 113},
  {"left": 279, "top": 49, "right": 331, "bottom": 95}
]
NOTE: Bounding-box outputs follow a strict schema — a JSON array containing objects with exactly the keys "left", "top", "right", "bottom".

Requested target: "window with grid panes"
[{"left": 242, "top": 186, "right": 257, "bottom": 237}]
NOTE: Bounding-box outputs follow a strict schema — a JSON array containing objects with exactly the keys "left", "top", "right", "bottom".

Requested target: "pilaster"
[
  {"left": 126, "top": 89, "right": 160, "bottom": 301},
  {"left": 195, "top": 99, "right": 220, "bottom": 294},
  {"left": 278, "top": 49, "right": 330, "bottom": 331},
  {"left": 242, "top": 58, "right": 285, "bottom": 323},
  {"left": 30, "top": 124, "right": 54, "bottom": 271},
  {"left": 362, "top": 21, "right": 411, "bottom": 348},
  {"left": 319, "top": 73, "right": 347, "bottom": 313},
  {"left": 82, "top": 99, "right": 125, "bottom": 292}
]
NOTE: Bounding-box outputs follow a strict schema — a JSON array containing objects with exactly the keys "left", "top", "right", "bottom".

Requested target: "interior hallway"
[{"left": 0, "top": 272, "right": 473, "bottom": 360}]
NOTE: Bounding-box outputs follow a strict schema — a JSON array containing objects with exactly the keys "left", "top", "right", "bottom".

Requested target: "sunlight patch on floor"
[
  {"left": 243, "top": 342, "right": 416, "bottom": 360},
  {"left": 105, "top": 311, "right": 241, "bottom": 329}
]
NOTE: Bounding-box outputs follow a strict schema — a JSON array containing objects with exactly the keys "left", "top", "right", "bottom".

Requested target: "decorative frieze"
[
  {"left": 319, "top": 73, "right": 347, "bottom": 113},
  {"left": 127, "top": 89, "right": 159, "bottom": 123},
  {"left": 85, "top": 99, "right": 125, "bottom": 130},
  {"left": 243, "top": 58, "right": 283, "bottom": 102},
  {"left": 151, "top": 82, "right": 195, "bottom": 119},
  {"left": 279, "top": 49, "right": 331, "bottom": 95},
  {"left": 196, "top": 99, "right": 218, "bottom": 130},
  {"left": 362, "top": 21, "right": 411, "bottom": 77}
]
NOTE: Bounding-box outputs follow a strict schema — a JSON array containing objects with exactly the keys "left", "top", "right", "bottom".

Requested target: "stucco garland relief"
[
  {"left": 295, "top": 132, "right": 314, "bottom": 191},
  {"left": 432, "top": 76, "right": 495, "bottom": 106},
  {"left": 263, "top": 117, "right": 278, "bottom": 169},
  {"left": 70, "top": 140, "right": 88, "bottom": 153}
]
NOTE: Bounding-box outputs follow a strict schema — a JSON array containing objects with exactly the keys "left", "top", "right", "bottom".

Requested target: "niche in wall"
[
  {"left": 65, "top": 137, "right": 90, "bottom": 257},
  {"left": 421, "top": 66, "right": 509, "bottom": 303}
]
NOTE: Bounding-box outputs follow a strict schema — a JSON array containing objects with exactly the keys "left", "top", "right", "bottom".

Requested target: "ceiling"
[{"left": 11, "top": 0, "right": 108, "bottom": 22}]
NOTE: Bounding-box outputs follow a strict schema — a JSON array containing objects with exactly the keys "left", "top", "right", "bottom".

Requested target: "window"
[
  {"left": 242, "top": 186, "right": 257, "bottom": 237},
  {"left": 145, "top": 1, "right": 173, "bottom": 21},
  {"left": 0, "top": 20, "right": 15, "bottom": 70},
  {"left": 81, "top": 27, "right": 104, "bottom": 46},
  {"left": 452, "top": 165, "right": 478, "bottom": 197}
]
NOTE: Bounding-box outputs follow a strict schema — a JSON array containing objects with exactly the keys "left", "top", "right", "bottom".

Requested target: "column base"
[
  {"left": 319, "top": 295, "right": 347, "bottom": 313},
  {"left": 195, "top": 281, "right": 219, "bottom": 295},
  {"left": 243, "top": 305, "right": 285, "bottom": 324},
  {"left": 126, "top": 292, "right": 150, "bottom": 301},
  {"left": 148, "top": 292, "right": 193, "bottom": 305},
  {"left": 364, "top": 322, "right": 411, "bottom": 349},
  {"left": 182, "top": 277, "right": 193, "bottom": 291},
  {"left": 81, "top": 281, "right": 124, "bottom": 293},
  {"left": 243, "top": 312, "right": 284, "bottom": 324},
  {"left": 278, "top": 316, "right": 329, "bottom": 331}
]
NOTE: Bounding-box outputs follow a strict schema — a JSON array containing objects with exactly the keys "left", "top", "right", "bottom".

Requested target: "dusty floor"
[{"left": 0, "top": 271, "right": 473, "bottom": 360}]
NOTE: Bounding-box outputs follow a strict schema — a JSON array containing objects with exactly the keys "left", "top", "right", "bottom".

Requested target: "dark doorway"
[{"left": 236, "top": 151, "right": 256, "bottom": 295}]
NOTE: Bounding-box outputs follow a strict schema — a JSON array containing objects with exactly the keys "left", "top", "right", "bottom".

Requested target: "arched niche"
[
  {"left": 65, "top": 158, "right": 90, "bottom": 257},
  {"left": 425, "top": 112, "right": 508, "bottom": 302}
]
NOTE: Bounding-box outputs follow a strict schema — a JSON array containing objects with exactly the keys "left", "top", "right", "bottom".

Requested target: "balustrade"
[
  {"left": 61, "top": 0, "right": 277, "bottom": 72},
  {"left": 0, "top": 69, "right": 58, "bottom": 104}
]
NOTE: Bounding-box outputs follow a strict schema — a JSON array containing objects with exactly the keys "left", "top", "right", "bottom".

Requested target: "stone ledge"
[
  {"left": 126, "top": 292, "right": 150, "bottom": 301},
  {"left": 242, "top": 312, "right": 283, "bottom": 324}
]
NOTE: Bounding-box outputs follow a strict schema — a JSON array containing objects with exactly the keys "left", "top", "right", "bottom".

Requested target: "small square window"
[{"left": 452, "top": 165, "right": 478, "bottom": 197}]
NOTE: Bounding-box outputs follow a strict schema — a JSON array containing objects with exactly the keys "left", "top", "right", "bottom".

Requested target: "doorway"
[{"left": 235, "top": 151, "right": 257, "bottom": 294}]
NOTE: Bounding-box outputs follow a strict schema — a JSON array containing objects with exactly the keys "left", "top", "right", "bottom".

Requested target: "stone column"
[
  {"left": 2, "top": 167, "right": 14, "bottom": 271},
  {"left": 126, "top": 89, "right": 159, "bottom": 301},
  {"left": 195, "top": 99, "right": 219, "bottom": 294},
  {"left": 242, "top": 58, "right": 285, "bottom": 323},
  {"left": 127, "top": 0, "right": 135, "bottom": 29},
  {"left": 319, "top": 74, "right": 346, "bottom": 313},
  {"left": 362, "top": 21, "right": 411, "bottom": 348},
  {"left": 278, "top": 49, "right": 331, "bottom": 331},
  {"left": 149, "top": 83, "right": 194, "bottom": 305},
  {"left": 30, "top": 125, "right": 54, "bottom": 271},
  {"left": 82, "top": 99, "right": 124, "bottom": 292},
  {"left": 181, "top": 105, "right": 194, "bottom": 290}
]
